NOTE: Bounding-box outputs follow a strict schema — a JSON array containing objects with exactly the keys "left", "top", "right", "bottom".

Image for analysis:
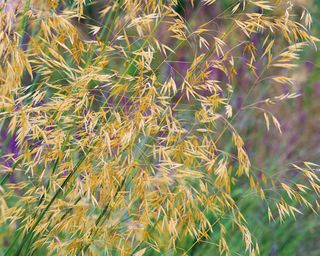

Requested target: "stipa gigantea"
[{"left": 0, "top": 0, "right": 319, "bottom": 255}]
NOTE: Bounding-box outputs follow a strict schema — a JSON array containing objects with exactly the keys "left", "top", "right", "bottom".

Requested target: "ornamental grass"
[{"left": 0, "top": 0, "right": 319, "bottom": 255}]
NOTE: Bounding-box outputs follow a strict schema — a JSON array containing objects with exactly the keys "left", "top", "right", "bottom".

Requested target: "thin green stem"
[
  {"left": 12, "top": 147, "right": 92, "bottom": 255},
  {"left": 19, "top": 0, "right": 31, "bottom": 48}
]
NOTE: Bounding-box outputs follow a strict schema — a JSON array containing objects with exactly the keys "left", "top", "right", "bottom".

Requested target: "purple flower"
[{"left": 314, "top": 82, "right": 320, "bottom": 96}]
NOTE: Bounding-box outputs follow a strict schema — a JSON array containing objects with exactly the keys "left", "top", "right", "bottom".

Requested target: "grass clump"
[{"left": 0, "top": 0, "right": 319, "bottom": 255}]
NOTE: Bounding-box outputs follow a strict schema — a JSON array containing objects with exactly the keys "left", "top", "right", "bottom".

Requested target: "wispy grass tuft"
[{"left": 0, "top": 0, "right": 319, "bottom": 255}]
